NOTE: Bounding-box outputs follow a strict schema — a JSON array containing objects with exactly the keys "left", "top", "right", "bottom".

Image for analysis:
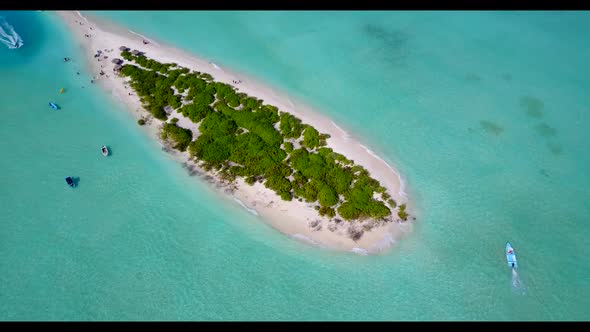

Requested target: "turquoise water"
[{"left": 1, "top": 11, "right": 589, "bottom": 320}]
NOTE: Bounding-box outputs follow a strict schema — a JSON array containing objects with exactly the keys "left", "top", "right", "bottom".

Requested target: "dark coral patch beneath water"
[
  {"left": 519, "top": 95, "right": 545, "bottom": 119},
  {"left": 363, "top": 23, "right": 409, "bottom": 66},
  {"left": 480, "top": 120, "right": 504, "bottom": 136},
  {"left": 465, "top": 73, "right": 482, "bottom": 82},
  {"left": 535, "top": 123, "right": 557, "bottom": 137},
  {"left": 546, "top": 142, "right": 563, "bottom": 155}
]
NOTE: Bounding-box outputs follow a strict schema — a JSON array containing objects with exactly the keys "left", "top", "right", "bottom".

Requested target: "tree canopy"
[{"left": 119, "top": 52, "right": 402, "bottom": 222}]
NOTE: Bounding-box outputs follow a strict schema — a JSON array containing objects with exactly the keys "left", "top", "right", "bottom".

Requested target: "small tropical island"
[
  {"left": 119, "top": 50, "right": 408, "bottom": 223},
  {"left": 58, "top": 11, "right": 413, "bottom": 254}
]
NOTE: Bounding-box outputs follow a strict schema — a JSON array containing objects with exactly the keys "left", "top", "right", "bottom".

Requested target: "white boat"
[
  {"left": 101, "top": 145, "right": 109, "bottom": 157},
  {"left": 506, "top": 242, "right": 517, "bottom": 269}
]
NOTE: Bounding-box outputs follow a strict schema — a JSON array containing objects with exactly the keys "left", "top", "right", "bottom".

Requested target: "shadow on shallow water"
[
  {"left": 519, "top": 95, "right": 545, "bottom": 119},
  {"left": 363, "top": 23, "right": 409, "bottom": 66},
  {"left": 480, "top": 120, "right": 504, "bottom": 136},
  {"left": 535, "top": 122, "right": 557, "bottom": 137},
  {"left": 465, "top": 73, "right": 482, "bottom": 82},
  {"left": 546, "top": 142, "right": 563, "bottom": 156}
]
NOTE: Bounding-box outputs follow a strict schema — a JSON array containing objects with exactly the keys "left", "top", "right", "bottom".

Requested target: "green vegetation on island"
[{"left": 119, "top": 52, "right": 408, "bottom": 222}]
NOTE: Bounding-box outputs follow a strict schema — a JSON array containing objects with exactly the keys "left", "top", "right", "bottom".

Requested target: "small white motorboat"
[
  {"left": 101, "top": 145, "right": 109, "bottom": 157},
  {"left": 506, "top": 242, "right": 517, "bottom": 269}
]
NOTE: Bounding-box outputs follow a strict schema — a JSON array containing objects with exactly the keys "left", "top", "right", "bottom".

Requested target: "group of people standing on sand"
[{"left": 232, "top": 79, "right": 243, "bottom": 85}]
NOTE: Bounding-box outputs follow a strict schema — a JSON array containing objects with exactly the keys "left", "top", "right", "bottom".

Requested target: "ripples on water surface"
[{"left": 0, "top": 11, "right": 588, "bottom": 320}]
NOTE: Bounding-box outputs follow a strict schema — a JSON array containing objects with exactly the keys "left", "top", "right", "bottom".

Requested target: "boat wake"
[
  {"left": 0, "top": 17, "right": 23, "bottom": 49},
  {"left": 511, "top": 268, "right": 526, "bottom": 295}
]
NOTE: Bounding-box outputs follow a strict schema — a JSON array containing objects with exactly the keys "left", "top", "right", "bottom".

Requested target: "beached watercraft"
[
  {"left": 49, "top": 102, "right": 59, "bottom": 110},
  {"left": 506, "top": 242, "right": 517, "bottom": 268},
  {"left": 101, "top": 145, "right": 109, "bottom": 157},
  {"left": 65, "top": 176, "right": 75, "bottom": 188}
]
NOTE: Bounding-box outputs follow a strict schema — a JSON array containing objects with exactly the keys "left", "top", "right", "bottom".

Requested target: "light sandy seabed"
[{"left": 56, "top": 10, "right": 414, "bottom": 254}]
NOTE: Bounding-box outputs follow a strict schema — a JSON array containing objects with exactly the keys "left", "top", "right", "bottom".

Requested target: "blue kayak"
[
  {"left": 506, "top": 242, "right": 517, "bottom": 268},
  {"left": 49, "top": 102, "right": 59, "bottom": 110}
]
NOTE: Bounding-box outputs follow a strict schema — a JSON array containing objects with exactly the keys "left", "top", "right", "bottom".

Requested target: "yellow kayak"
[{"left": 59, "top": 88, "right": 65, "bottom": 94}]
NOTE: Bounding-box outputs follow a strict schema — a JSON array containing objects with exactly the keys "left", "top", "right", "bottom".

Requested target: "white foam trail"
[
  {"left": 359, "top": 144, "right": 407, "bottom": 198},
  {"left": 291, "top": 233, "right": 319, "bottom": 246},
  {"left": 351, "top": 247, "right": 369, "bottom": 256},
  {"left": 0, "top": 17, "right": 23, "bottom": 49},
  {"left": 511, "top": 268, "right": 526, "bottom": 295},
  {"left": 368, "top": 233, "right": 395, "bottom": 253},
  {"left": 233, "top": 197, "right": 258, "bottom": 216}
]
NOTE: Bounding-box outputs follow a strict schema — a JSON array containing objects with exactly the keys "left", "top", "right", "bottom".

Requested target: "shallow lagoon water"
[{"left": 0, "top": 11, "right": 589, "bottom": 320}]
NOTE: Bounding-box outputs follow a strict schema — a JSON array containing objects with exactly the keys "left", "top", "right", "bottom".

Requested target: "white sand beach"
[{"left": 57, "top": 10, "right": 413, "bottom": 254}]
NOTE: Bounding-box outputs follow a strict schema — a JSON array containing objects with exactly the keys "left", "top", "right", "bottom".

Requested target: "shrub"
[
  {"left": 264, "top": 176, "right": 292, "bottom": 194},
  {"left": 318, "top": 186, "right": 338, "bottom": 207},
  {"left": 279, "top": 112, "right": 304, "bottom": 139},
  {"left": 161, "top": 123, "right": 192, "bottom": 151},
  {"left": 245, "top": 176, "right": 256, "bottom": 185},
  {"left": 280, "top": 191, "right": 292, "bottom": 201},
  {"left": 398, "top": 203, "right": 408, "bottom": 221},
  {"left": 121, "top": 52, "right": 395, "bottom": 223},
  {"left": 318, "top": 206, "right": 336, "bottom": 218},
  {"left": 137, "top": 119, "right": 146, "bottom": 126},
  {"left": 302, "top": 126, "right": 320, "bottom": 149},
  {"left": 283, "top": 141, "right": 294, "bottom": 153},
  {"left": 398, "top": 209, "right": 408, "bottom": 221},
  {"left": 337, "top": 202, "right": 360, "bottom": 220}
]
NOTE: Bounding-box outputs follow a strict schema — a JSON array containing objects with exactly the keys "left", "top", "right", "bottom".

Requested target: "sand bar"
[{"left": 56, "top": 10, "right": 414, "bottom": 254}]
